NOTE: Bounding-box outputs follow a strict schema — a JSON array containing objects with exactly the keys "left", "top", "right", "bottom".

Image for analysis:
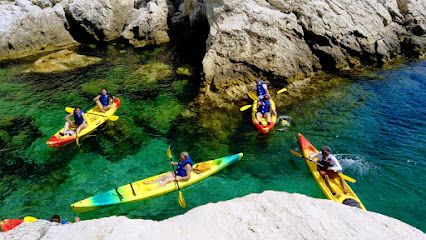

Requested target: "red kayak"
[{"left": 0, "top": 219, "right": 23, "bottom": 232}]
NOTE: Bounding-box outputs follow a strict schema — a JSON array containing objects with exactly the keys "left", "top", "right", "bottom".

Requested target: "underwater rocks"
[
  {"left": 24, "top": 49, "right": 102, "bottom": 73},
  {"left": 202, "top": 0, "right": 426, "bottom": 99},
  {"left": 1, "top": 191, "right": 424, "bottom": 239},
  {"left": 0, "top": 0, "right": 78, "bottom": 61}
]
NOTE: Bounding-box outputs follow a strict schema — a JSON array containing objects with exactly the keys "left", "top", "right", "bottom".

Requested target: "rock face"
[
  {"left": 0, "top": 0, "right": 78, "bottom": 61},
  {"left": 202, "top": 0, "right": 426, "bottom": 98},
  {"left": 1, "top": 191, "right": 424, "bottom": 239},
  {"left": 121, "top": 0, "right": 170, "bottom": 47},
  {"left": 65, "top": 0, "right": 134, "bottom": 41},
  {"left": 24, "top": 49, "right": 102, "bottom": 73}
]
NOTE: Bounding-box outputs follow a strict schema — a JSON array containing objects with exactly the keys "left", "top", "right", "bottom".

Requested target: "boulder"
[
  {"left": 65, "top": 0, "right": 133, "bottom": 42},
  {"left": 0, "top": 0, "right": 78, "bottom": 61},
  {"left": 1, "top": 191, "right": 424, "bottom": 239},
  {"left": 24, "top": 49, "right": 102, "bottom": 73},
  {"left": 121, "top": 0, "right": 170, "bottom": 47}
]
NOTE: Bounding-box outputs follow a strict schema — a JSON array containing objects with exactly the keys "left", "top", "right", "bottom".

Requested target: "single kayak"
[
  {"left": 298, "top": 133, "right": 366, "bottom": 210},
  {"left": 251, "top": 99, "right": 277, "bottom": 134},
  {"left": 71, "top": 153, "right": 243, "bottom": 213},
  {"left": 46, "top": 98, "right": 121, "bottom": 148},
  {"left": 0, "top": 219, "right": 23, "bottom": 232}
]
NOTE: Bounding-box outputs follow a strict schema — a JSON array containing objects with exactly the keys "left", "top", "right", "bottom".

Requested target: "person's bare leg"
[
  {"left": 63, "top": 122, "right": 70, "bottom": 134},
  {"left": 96, "top": 101, "right": 105, "bottom": 113},
  {"left": 339, "top": 176, "right": 347, "bottom": 193},
  {"left": 103, "top": 105, "right": 111, "bottom": 112},
  {"left": 256, "top": 112, "right": 262, "bottom": 125},
  {"left": 266, "top": 112, "right": 271, "bottom": 124},
  {"left": 144, "top": 172, "right": 172, "bottom": 184},
  {"left": 321, "top": 172, "right": 336, "bottom": 195}
]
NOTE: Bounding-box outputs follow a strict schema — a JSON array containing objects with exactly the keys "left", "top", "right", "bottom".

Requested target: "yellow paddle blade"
[
  {"left": 167, "top": 146, "right": 172, "bottom": 159},
  {"left": 23, "top": 216, "right": 38, "bottom": 223},
  {"left": 107, "top": 115, "right": 119, "bottom": 121},
  {"left": 178, "top": 191, "right": 186, "bottom": 208},
  {"left": 338, "top": 172, "right": 356, "bottom": 183},
  {"left": 65, "top": 107, "right": 74, "bottom": 113},
  {"left": 240, "top": 105, "right": 252, "bottom": 111},
  {"left": 290, "top": 149, "right": 303, "bottom": 158},
  {"left": 248, "top": 92, "right": 259, "bottom": 101},
  {"left": 277, "top": 88, "right": 288, "bottom": 94}
]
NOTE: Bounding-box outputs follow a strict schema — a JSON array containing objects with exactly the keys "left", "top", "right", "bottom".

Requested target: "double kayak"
[
  {"left": 46, "top": 98, "right": 121, "bottom": 148},
  {"left": 251, "top": 99, "right": 277, "bottom": 134},
  {"left": 71, "top": 153, "right": 243, "bottom": 213},
  {"left": 298, "top": 133, "right": 366, "bottom": 210}
]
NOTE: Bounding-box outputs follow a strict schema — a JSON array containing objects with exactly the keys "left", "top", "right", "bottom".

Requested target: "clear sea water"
[{"left": 0, "top": 44, "right": 424, "bottom": 232}]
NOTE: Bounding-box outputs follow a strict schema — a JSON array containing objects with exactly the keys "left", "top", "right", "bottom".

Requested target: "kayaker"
[
  {"left": 144, "top": 152, "right": 193, "bottom": 189},
  {"left": 50, "top": 215, "right": 80, "bottom": 224},
  {"left": 256, "top": 95, "right": 277, "bottom": 126},
  {"left": 255, "top": 78, "right": 270, "bottom": 99},
  {"left": 60, "top": 107, "right": 87, "bottom": 136},
  {"left": 309, "top": 146, "right": 347, "bottom": 196},
  {"left": 93, "top": 88, "right": 113, "bottom": 113}
]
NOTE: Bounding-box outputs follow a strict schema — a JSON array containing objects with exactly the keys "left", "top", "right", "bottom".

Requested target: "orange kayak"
[{"left": 251, "top": 99, "right": 277, "bottom": 134}]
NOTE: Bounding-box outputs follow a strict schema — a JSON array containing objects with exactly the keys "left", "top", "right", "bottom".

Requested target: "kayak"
[
  {"left": 46, "top": 98, "right": 121, "bottom": 148},
  {"left": 298, "top": 133, "right": 366, "bottom": 210},
  {"left": 71, "top": 153, "right": 243, "bottom": 213},
  {"left": 1, "top": 219, "right": 23, "bottom": 232},
  {"left": 251, "top": 99, "right": 277, "bottom": 134}
]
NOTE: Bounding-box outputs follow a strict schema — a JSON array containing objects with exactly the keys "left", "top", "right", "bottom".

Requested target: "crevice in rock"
[{"left": 64, "top": 11, "right": 98, "bottom": 44}]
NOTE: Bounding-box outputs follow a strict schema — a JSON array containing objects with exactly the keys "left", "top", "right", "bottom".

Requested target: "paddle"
[
  {"left": 241, "top": 88, "right": 288, "bottom": 111},
  {"left": 65, "top": 107, "right": 119, "bottom": 121},
  {"left": 167, "top": 146, "right": 186, "bottom": 208},
  {"left": 289, "top": 149, "right": 356, "bottom": 183}
]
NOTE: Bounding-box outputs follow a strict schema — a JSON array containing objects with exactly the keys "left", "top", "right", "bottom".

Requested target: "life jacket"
[
  {"left": 61, "top": 221, "right": 69, "bottom": 224},
  {"left": 176, "top": 156, "right": 193, "bottom": 177},
  {"left": 318, "top": 155, "right": 333, "bottom": 171},
  {"left": 73, "top": 110, "right": 84, "bottom": 125},
  {"left": 257, "top": 100, "right": 271, "bottom": 114},
  {"left": 256, "top": 82, "right": 267, "bottom": 96},
  {"left": 99, "top": 93, "right": 110, "bottom": 107}
]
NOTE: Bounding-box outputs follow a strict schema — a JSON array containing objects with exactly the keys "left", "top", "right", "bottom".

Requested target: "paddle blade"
[
  {"left": 107, "top": 115, "right": 119, "bottom": 121},
  {"left": 290, "top": 149, "right": 303, "bottom": 158},
  {"left": 65, "top": 107, "right": 74, "bottom": 113},
  {"left": 248, "top": 92, "right": 259, "bottom": 101},
  {"left": 178, "top": 191, "right": 186, "bottom": 208},
  {"left": 240, "top": 105, "right": 252, "bottom": 111},
  {"left": 167, "top": 146, "right": 172, "bottom": 159},
  {"left": 338, "top": 172, "right": 356, "bottom": 183},
  {"left": 23, "top": 216, "right": 38, "bottom": 223},
  {"left": 277, "top": 88, "right": 288, "bottom": 94}
]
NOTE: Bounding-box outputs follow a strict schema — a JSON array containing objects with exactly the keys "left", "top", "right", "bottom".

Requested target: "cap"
[{"left": 321, "top": 146, "right": 331, "bottom": 154}]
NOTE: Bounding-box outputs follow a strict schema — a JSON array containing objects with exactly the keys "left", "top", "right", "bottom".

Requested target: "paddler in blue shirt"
[
  {"left": 93, "top": 88, "right": 113, "bottom": 113},
  {"left": 255, "top": 78, "right": 270, "bottom": 99},
  {"left": 256, "top": 95, "right": 277, "bottom": 126},
  {"left": 60, "top": 107, "right": 87, "bottom": 136},
  {"left": 144, "top": 152, "right": 193, "bottom": 189},
  {"left": 310, "top": 146, "right": 347, "bottom": 196}
]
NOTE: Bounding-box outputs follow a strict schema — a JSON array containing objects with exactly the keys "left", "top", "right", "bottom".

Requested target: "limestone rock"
[
  {"left": 24, "top": 49, "right": 102, "bottom": 73},
  {"left": 202, "top": 0, "right": 426, "bottom": 98},
  {"left": 65, "top": 0, "right": 134, "bottom": 41},
  {"left": 1, "top": 191, "right": 424, "bottom": 239},
  {"left": 0, "top": 0, "right": 78, "bottom": 61},
  {"left": 121, "top": 0, "right": 170, "bottom": 47}
]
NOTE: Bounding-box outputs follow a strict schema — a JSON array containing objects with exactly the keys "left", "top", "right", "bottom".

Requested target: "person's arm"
[
  {"left": 176, "top": 164, "right": 192, "bottom": 180},
  {"left": 171, "top": 161, "right": 178, "bottom": 166},
  {"left": 81, "top": 113, "right": 87, "bottom": 125},
  {"left": 309, "top": 152, "right": 320, "bottom": 161},
  {"left": 329, "top": 155, "right": 342, "bottom": 171},
  {"left": 65, "top": 113, "right": 73, "bottom": 124},
  {"left": 93, "top": 95, "right": 101, "bottom": 102},
  {"left": 270, "top": 105, "right": 277, "bottom": 115},
  {"left": 263, "top": 84, "right": 270, "bottom": 96}
]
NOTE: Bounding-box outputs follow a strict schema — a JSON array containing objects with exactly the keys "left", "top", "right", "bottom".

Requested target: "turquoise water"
[{"left": 0, "top": 45, "right": 424, "bottom": 232}]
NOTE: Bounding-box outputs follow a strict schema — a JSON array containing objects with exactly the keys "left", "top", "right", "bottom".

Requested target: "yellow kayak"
[
  {"left": 46, "top": 98, "right": 120, "bottom": 148},
  {"left": 71, "top": 153, "right": 243, "bottom": 213},
  {"left": 298, "top": 133, "right": 366, "bottom": 210},
  {"left": 251, "top": 99, "right": 277, "bottom": 134}
]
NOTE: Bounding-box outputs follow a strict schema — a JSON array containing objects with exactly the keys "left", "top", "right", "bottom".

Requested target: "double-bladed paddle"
[
  {"left": 168, "top": 146, "right": 186, "bottom": 208},
  {"left": 240, "top": 88, "right": 287, "bottom": 111},
  {"left": 289, "top": 149, "right": 356, "bottom": 183},
  {"left": 65, "top": 107, "right": 119, "bottom": 121}
]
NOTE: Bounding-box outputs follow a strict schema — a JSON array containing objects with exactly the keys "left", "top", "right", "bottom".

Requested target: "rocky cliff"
[{"left": 1, "top": 191, "right": 424, "bottom": 239}]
